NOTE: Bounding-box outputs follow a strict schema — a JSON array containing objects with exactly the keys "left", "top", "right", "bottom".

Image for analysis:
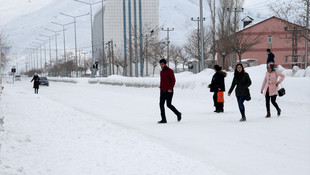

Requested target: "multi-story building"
[
  {"left": 93, "top": 0, "right": 159, "bottom": 76},
  {"left": 222, "top": 16, "right": 308, "bottom": 69}
]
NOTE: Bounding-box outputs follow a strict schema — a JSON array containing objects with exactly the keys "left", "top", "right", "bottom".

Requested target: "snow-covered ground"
[{"left": 1, "top": 65, "right": 310, "bottom": 175}]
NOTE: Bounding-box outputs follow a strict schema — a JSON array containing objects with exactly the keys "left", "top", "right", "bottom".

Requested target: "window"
[{"left": 268, "top": 35, "right": 272, "bottom": 44}]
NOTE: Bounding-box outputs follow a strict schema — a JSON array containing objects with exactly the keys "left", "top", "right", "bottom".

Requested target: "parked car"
[
  {"left": 39, "top": 77, "right": 49, "bottom": 86},
  {"left": 14, "top": 75, "right": 21, "bottom": 81}
]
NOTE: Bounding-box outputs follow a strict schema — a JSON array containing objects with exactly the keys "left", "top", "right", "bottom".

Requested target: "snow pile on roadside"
[{"left": 46, "top": 65, "right": 310, "bottom": 89}]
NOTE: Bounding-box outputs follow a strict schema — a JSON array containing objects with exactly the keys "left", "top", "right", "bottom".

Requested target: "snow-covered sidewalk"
[{"left": 0, "top": 84, "right": 223, "bottom": 175}]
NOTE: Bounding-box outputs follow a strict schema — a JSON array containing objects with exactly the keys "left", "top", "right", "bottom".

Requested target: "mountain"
[{"left": 0, "top": 0, "right": 270, "bottom": 72}]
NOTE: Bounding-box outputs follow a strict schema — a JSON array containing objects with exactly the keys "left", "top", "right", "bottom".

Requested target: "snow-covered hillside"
[{"left": 0, "top": 0, "right": 270, "bottom": 71}]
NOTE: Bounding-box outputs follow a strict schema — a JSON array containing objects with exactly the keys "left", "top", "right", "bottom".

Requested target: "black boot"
[
  {"left": 239, "top": 115, "right": 246, "bottom": 122},
  {"left": 265, "top": 111, "right": 271, "bottom": 118},
  {"left": 277, "top": 109, "right": 281, "bottom": 117},
  {"left": 157, "top": 120, "right": 167, "bottom": 124},
  {"left": 177, "top": 112, "right": 182, "bottom": 122}
]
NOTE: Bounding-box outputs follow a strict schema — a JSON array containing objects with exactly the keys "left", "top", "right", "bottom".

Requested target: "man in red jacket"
[{"left": 158, "top": 59, "right": 182, "bottom": 124}]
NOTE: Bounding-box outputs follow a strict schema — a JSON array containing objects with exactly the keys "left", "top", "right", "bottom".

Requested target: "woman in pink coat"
[{"left": 261, "top": 64, "right": 285, "bottom": 117}]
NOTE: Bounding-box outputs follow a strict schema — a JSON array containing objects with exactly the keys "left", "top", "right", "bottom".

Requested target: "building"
[
  {"left": 93, "top": 0, "right": 159, "bottom": 76},
  {"left": 223, "top": 16, "right": 308, "bottom": 69}
]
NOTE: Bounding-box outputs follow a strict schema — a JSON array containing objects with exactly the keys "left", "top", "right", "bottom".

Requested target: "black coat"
[
  {"left": 267, "top": 52, "right": 275, "bottom": 64},
  {"left": 228, "top": 72, "right": 251, "bottom": 97},
  {"left": 209, "top": 71, "right": 226, "bottom": 92},
  {"left": 31, "top": 75, "right": 40, "bottom": 89}
]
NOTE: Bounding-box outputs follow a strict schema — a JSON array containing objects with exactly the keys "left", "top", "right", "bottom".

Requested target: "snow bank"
[{"left": 46, "top": 65, "right": 310, "bottom": 89}]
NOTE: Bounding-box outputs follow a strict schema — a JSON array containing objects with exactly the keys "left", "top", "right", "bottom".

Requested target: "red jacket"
[{"left": 160, "top": 66, "right": 176, "bottom": 91}]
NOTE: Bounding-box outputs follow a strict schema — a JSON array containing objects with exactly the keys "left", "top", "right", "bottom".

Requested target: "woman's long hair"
[{"left": 234, "top": 63, "right": 245, "bottom": 77}]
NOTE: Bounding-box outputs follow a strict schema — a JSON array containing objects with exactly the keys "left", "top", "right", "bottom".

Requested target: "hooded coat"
[
  {"left": 209, "top": 71, "right": 227, "bottom": 92},
  {"left": 261, "top": 70, "right": 285, "bottom": 96}
]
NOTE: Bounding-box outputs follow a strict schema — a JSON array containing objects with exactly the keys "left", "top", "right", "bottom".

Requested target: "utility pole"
[
  {"left": 101, "top": 0, "right": 107, "bottom": 77},
  {"left": 199, "top": 0, "right": 205, "bottom": 70},
  {"left": 123, "top": 0, "right": 128, "bottom": 76},
  {"left": 139, "top": 0, "right": 143, "bottom": 77},
  {"left": 161, "top": 27, "right": 174, "bottom": 67},
  {"left": 128, "top": 0, "right": 133, "bottom": 77},
  {"left": 305, "top": 0, "right": 309, "bottom": 67},
  {"left": 60, "top": 12, "right": 89, "bottom": 77},
  {"left": 191, "top": 17, "right": 205, "bottom": 72},
  {"left": 134, "top": 0, "right": 138, "bottom": 77}
]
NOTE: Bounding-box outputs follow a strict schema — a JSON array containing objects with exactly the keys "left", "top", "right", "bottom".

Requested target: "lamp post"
[
  {"left": 32, "top": 42, "right": 42, "bottom": 70},
  {"left": 44, "top": 28, "right": 62, "bottom": 76},
  {"left": 40, "top": 34, "right": 53, "bottom": 71},
  {"left": 35, "top": 38, "right": 48, "bottom": 74},
  {"left": 73, "top": 0, "right": 101, "bottom": 77},
  {"left": 60, "top": 12, "right": 89, "bottom": 77},
  {"left": 51, "top": 21, "right": 74, "bottom": 76}
]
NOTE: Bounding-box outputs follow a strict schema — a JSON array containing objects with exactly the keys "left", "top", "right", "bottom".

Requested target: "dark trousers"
[
  {"left": 213, "top": 92, "right": 224, "bottom": 111},
  {"left": 34, "top": 88, "right": 38, "bottom": 94},
  {"left": 160, "top": 90, "right": 180, "bottom": 121},
  {"left": 265, "top": 92, "right": 280, "bottom": 111},
  {"left": 237, "top": 96, "right": 246, "bottom": 117}
]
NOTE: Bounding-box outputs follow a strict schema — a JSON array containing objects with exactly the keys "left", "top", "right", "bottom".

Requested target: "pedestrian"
[
  {"left": 208, "top": 65, "right": 227, "bottom": 113},
  {"left": 158, "top": 59, "right": 182, "bottom": 124},
  {"left": 30, "top": 73, "right": 40, "bottom": 94},
  {"left": 261, "top": 64, "right": 285, "bottom": 117},
  {"left": 266, "top": 49, "right": 275, "bottom": 65},
  {"left": 228, "top": 64, "right": 252, "bottom": 122}
]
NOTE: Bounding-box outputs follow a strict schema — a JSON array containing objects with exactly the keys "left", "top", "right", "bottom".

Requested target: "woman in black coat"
[
  {"left": 30, "top": 73, "right": 40, "bottom": 94},
  {"left": 208, "top": 65, "right": 227, "bottom": 113},
  {"left": 228, "top": 64, "right": 252, "bottom": 122}
]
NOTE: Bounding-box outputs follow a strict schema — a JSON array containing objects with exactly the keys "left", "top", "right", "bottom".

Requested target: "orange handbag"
[{"left": 217, "top": 91, "right": 224, "bottom": 103}]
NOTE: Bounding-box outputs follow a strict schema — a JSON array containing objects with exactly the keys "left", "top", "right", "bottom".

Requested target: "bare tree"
[
  {"left": 169, "top": 44, "right": 184, "bottom": 73},
  {"left": 216, "top": 0, "right": 234, "bottom": 70},
  {"left": 0, "top": 28, "right": 10, "bottom": 69},
  {"left": 184, "top": 27, "right": 212, "bottom": 70},
  {"left": 207, "top": 0, "right": 217, "bottom": 65},
  {"left": 232, "top": 32, "right": 263, "bottom": 63},
  {"left": 269, "top": 0, "right": 309, "bottom": 26},
  {"left": 149, "top": 40, "right": 166, "bottom": 76}
]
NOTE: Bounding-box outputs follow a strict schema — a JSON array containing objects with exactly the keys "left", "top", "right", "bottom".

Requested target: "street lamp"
[
  {"left": 35, "top": 38, "right": 48, "bottom": 73},
  {"left": 73, "top": 0, "right": 101, "bottom": 77},
  {"left": 60, "top": 12, "right": 89, "bottom": 77},
  {"left": 39, "top": 34, "right": 54, "bottom": 70},
  {"left": 44, "top": 28, "right": 62, "bottom": 76}
]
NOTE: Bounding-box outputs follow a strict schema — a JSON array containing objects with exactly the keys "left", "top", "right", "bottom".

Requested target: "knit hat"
[{"left": 214, "top": 65, "right": 222, "bottom": 71}]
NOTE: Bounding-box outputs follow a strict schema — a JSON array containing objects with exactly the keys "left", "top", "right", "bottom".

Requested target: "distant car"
[
  {"left": 14, "top": 75, "right": 21, "bottom": 81},
  {"left": 39, "top": 77, "right": 49, "bottom": 86}
]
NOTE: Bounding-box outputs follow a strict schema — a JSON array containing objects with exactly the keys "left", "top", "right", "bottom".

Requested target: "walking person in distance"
[
  {"left": 261, "top": 64, "right": 285, "bottom": 117},
  {"left": 228, "top": 64, "right": 252, "bottom": 122},
  {"left": 158, "top": 59, "right": 182, "bottom": 124},
  {"left": 31, "top": 73, "right": 40, "bottom": 94},
  {"left": 266, "top": 49, "right": 275, "bottom": 65},
  {"left": 208, "top": 65, "right": 227, "bottom": 113}
]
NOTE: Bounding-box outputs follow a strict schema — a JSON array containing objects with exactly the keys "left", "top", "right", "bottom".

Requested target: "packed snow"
[{"left": 1, "top": 65, "right": 310, "bottom": 175}]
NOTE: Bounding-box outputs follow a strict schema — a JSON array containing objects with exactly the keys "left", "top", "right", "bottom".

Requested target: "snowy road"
[{"left": 1, "top": 73, "right": 310, "bottom": 175}]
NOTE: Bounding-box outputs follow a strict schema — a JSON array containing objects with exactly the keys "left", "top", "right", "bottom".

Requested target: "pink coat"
[{"left": 261, "top": 70, "right": 285, "bottom": 96}]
